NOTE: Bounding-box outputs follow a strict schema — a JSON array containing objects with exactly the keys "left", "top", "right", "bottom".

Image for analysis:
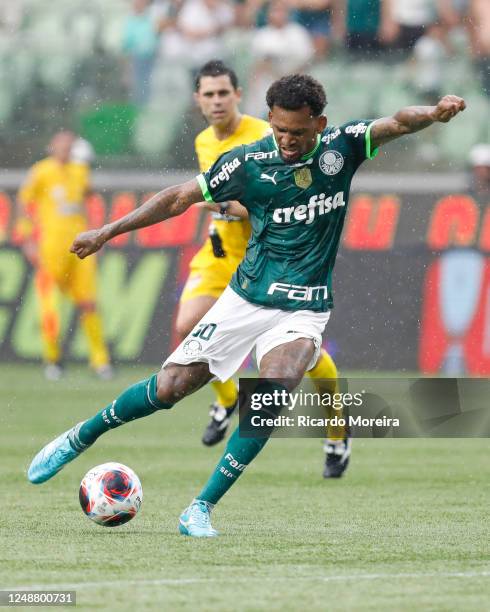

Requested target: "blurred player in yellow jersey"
[
  {"left": 176, "top": 61, "right": 350, "bottom": 477},
  {"left": 17, "top": 131, "right": 112, "bottom": 381}
]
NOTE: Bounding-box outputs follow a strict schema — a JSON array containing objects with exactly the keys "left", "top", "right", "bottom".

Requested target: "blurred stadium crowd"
[{"left": 0, "top": 0, "right": 488, "bottom": 168}]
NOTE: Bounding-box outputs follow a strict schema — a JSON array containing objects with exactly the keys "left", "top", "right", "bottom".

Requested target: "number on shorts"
[{"left": 191, "top": 323, "right": 217, "bottom": 341}]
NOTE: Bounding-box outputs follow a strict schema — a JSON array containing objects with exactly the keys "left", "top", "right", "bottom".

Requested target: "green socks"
[
  {"left": 197, "top": 381, "right": 288, "bottom": 506},
  {"left": 73, "top": 374, "right": 289, "bottom": 510},
  {"left": 76, "top": 374, "right": 173, "bottom": 447}
]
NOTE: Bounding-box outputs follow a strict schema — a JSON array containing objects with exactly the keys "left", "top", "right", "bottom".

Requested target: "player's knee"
[
  {"left": 258, "top": 366, "right": 303, "bottom": 391},
  {"left": 155, "top": 366, "right": 189, "bottom": 404}
]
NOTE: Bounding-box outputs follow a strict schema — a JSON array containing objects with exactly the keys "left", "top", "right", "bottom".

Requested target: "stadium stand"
[{"left": 0, "top": 0, "right": 487, "bottom": 168}]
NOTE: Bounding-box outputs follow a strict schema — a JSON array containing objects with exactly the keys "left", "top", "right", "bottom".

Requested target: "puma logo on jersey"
[
  {"left": 260, "top": 171, "right": 278, "bottom": 185},
  {"left": 272, "top": 191, "right": 346, "bottom": 225}
]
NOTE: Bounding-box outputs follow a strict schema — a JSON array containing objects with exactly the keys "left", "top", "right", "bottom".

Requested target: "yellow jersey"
[
  {"left": 18, "top": 157, "right": 90, "bottom": 246},
  {"left": 195, "top": 114, "right": 269, "bottom": 255}
]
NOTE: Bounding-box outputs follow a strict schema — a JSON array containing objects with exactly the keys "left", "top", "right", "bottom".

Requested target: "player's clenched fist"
[
  {"left": 431, "top": 95, "right": 466, "bottom": 123},
  {"left": 70, "top": 228, "right": 107, "bottom": 259}
]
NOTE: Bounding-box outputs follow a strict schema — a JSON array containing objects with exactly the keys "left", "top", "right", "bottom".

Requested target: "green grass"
[{"left": 1, "top": 364, "right": 489, "bottom": 611}]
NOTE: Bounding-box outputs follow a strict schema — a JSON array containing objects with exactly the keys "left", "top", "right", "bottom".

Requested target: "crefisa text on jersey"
[
  {"left": 273, "top": 191, "right": 346, "bottom": 225},
  {"left": 209, "top": 157, "right": 241, "bottom": 188}
]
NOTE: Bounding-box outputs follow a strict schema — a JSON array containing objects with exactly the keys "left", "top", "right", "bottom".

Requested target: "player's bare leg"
[
  {"left": 181, "top": 338, "right": 315, "bottom": 537},
  {"left": 176, "top": 295, "right": 239, "bottom": 446},
  {"left": 258, "top": 337, "right": 315, "bottom": 384},
  {"left": 176, "top": 296, "right": 217, "bottom": 337},
  {"left": 27, "top": 362, "right": 213, "bottom": 485}
]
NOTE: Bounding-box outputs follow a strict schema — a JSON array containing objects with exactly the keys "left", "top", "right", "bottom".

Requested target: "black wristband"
[{"left": 219, "top": 202, "right": 230, "bottom": 215}]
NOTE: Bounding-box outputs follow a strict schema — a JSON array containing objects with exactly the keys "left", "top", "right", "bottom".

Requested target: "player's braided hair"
[
  {"left": 194, "top": 60, "right": 239, "bottom": 91},
  {"left": 266, "top": 74, "right": 327, "bottom": 117}
]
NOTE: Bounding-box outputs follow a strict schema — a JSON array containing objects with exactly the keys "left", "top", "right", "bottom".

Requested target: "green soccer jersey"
[{"left": 196, "top": 119, "right": 379, "bottom": 312}]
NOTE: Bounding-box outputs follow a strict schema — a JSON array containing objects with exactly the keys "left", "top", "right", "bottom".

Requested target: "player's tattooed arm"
[
  {"left": 71, "top": 178, "right": 202, "bottom": 258},
  {"left": 370, "top": 95, "right": 466, "bottom": 149}
]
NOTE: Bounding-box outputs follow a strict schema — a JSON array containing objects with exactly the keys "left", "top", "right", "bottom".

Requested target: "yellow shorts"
[
  {"left": 180, "top": 238, "right": 244, "bottom": 302},
  {"left": 39, "top": 240, "right": 98, "bottom": 304}
]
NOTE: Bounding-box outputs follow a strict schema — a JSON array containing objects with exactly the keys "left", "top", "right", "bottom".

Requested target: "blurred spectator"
[
  {"left": 437, "top": 0, "right": 467, "bottom": 28},
  {"left": 379, "top": 0, "right": 438, "bottom": 52},
  {"left": 0, "top": 0, "right": 24, "bottom": 34},
  {"left": 163, "top": 0, "right": 234, "bottom": 74},
  {"left": 469, "top": 144, "right": 490, "bottom": 195},
  {"left": 344, "top": 0, "right": 382, "bottom": 58},
  {"left": 411, "top": 23, "right": 447, "bottom": 102},
  {"left": 467, "top": 0, "right": 490, "bottom": 96},
  {"left": 122, "top": 0, "right": 163, "bottom": 106},
  {"left": 71, "top": 137, "right": 96, "bottom": 166},
  {"left": 288, "top": 0, "right": 334, "bottom": 60},
  {"left": 245, "top": 0, "right": 314, "bottom": 116}
]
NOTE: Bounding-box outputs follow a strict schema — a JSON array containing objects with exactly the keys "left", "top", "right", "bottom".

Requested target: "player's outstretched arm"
[
  {"left": 370, "top": 95, "right": 466, "bottom": 149},
  {"left": 71, "top": 178, "right": 203, "bottom": 259}
]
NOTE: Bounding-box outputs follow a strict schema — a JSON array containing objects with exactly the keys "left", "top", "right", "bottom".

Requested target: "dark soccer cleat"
[
  {"left": 202, "top": 400, "right": 237, "bottom": 446},
  {"left": 323, "top": 437, "right": 352, "bottom": 478}
]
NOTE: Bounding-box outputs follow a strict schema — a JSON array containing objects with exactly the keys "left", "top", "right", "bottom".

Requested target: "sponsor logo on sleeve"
[
  {"left": 209, "top": 157, "right": 241, "bottom": 188},
  {"left": 319, "top": 150, "right": 344, "bottom": 176},
  {"left": 321, "top": 128, "right": 341, "bottom": 144},
  {"left": 345, "top": 122, "right": 368, "bottom": 137}
]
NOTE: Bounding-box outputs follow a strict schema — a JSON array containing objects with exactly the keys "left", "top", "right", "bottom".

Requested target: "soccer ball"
[{"left": 79, "top": 462, "right": 143, "bottom": 527}]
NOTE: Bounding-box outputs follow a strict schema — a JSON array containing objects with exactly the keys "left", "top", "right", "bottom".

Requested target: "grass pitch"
[{"left": 1, "top": 364, "right": 489, "bottom": 611}]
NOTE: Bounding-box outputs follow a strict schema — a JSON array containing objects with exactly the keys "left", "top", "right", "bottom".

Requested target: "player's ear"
[
  {"left": 193, "top": 91, "right": 200, "bottom": 107},
  {"left": 235, "top": 87, "right": 243, "bottom": 103},
  {"left": 317, "top": 115, "right": 327, "bottom": 132}
]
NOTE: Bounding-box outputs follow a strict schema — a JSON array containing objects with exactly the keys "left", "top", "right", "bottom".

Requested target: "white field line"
[{"left": 4, "top": 570, "right": 490, "bottom": 591}]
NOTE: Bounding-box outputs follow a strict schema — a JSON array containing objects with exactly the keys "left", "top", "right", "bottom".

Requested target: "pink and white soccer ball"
[{"left": 79, "top": 462, "right": 143, "bottom": 527}]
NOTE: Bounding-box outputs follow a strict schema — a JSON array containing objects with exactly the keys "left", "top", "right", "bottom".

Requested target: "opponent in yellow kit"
[
  {"left": 181, "top": 113, "right": 265, "bottom": 303},
  {"left": 176, "top": 61, "right": 350, "bottom": 477},
  {"left": 17, "top": 131, "right": 111, "bottom": 380}
]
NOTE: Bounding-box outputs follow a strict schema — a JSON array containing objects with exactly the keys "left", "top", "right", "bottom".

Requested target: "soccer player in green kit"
[{"left": 28, "top": 75, "right": 465, "bottom": 537}]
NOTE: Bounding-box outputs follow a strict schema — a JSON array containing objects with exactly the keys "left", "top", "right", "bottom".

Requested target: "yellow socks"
[
  {"left": 307, "top": 349, "right": 347, "bottom": 441},
  {"left": 211, "top": 378, "right": 238, "bottom": 408},
  {"left": 80, "top": 310, "right": 110, "bottom": 369},
  {"left": 35, "top": 270, "right": 61, "bottom": 364}
]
